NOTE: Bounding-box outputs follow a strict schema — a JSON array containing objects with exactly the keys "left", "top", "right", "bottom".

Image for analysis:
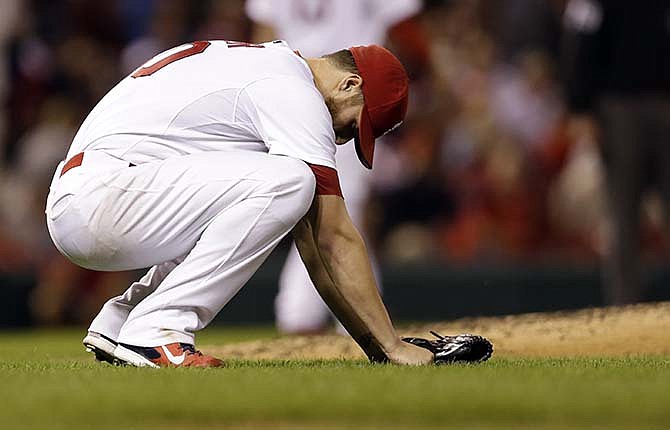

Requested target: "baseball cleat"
[
  {"left": 83, "top": 331, "right": 119, "bottom": 365},
  {"left": 114, "top": 342, "right": 225, "bottom": 368},
  {"left": 402, "top": 331, "right": 493, "bottom": 364}
]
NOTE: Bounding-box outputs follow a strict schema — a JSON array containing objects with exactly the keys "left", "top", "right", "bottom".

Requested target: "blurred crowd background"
[{"left": 0, "top": 0, "right": 668, "bottom": 326}]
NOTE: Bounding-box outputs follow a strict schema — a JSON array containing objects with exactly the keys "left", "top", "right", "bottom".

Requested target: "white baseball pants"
[{"left": 46, "top": 150, "right": 315, "bottom": 346}]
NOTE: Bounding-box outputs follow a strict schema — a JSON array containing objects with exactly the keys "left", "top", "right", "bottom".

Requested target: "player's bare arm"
[{"left": 293, "top": 194, "right": 433, "bottom": 365}]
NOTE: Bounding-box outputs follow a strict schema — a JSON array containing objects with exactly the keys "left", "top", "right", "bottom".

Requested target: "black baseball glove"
[{"left": 402, "top": 331, "right": 493, "bottom": 364}]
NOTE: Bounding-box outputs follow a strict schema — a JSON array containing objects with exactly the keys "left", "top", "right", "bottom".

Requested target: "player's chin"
[
  {"left": 334, "top": 137, "right": 352, "bottom": 145},
  {"left": 333, "top": 123, "right": 357, "bottom": 145},
  {"left": 334, "top": 130, "right": 355, "bottom": 145}
]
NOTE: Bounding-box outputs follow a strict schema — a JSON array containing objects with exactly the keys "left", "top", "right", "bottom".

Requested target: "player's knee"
[
  {"left": 274, "top": 159, "right": 315, "bottom": 222},
  {"left": 288, "top": 162, "right": 316, "bottom": 216}
]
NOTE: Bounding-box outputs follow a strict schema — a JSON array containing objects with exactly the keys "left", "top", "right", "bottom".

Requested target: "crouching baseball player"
[{"left": 45, "top": 40, "right": 492, "bottom": 367}]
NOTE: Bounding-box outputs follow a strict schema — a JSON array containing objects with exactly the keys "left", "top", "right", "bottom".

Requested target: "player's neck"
[{"left": 305, "top": 57, "right": 340, "bottom": 100}]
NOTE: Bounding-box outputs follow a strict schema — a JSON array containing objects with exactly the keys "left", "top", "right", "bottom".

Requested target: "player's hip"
[{"left": 45, "top": 150, "right": 315, "bottom": 270}]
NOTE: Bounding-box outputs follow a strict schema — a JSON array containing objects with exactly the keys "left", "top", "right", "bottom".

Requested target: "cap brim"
[{"left": 354, "top": 106, "right": 374, "bottom": 169}]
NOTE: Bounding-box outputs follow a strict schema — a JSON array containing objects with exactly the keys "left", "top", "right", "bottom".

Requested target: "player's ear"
[{"left": 339, "top": 74, "right": 362, "bottom": 93}]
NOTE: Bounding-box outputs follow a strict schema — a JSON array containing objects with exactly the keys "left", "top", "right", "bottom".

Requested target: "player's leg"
[
  {"left": 275, "top": 243, "right": 331, "bottom": 333},
  {"left": 87, "top": 257, "right": 183, "bottom": 340},
  {"left": 82, "top": 259, "right": 183, "bottom": 363},
  {"left": 48, "top": 151, "right": 315, "bottom": 365},
  {"left": 599, "top": 98, "right": 644, "bottom": 304},
  {"left": 645, "top": 99, "right": 670, "bottom": 256},
  {"left": 48, "top": 151, "right": 313, "bottom": 270},
  {"left": 110, "top": 153, "right": 315, "bottom": 349}
]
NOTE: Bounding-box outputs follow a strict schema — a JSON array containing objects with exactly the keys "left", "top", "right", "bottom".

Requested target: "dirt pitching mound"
[{"left": 206, "top": 302, "right": 670, "bottom": 360}]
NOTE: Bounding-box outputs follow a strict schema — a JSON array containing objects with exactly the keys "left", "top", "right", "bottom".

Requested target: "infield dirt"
[{"left": 207, "top": 301, "right": 670, "bottom": 359}]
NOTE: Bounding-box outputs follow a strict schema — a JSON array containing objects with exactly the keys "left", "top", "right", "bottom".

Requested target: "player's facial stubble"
[{"left": 324, "top": 93, "right": 363, "bottom": 144}]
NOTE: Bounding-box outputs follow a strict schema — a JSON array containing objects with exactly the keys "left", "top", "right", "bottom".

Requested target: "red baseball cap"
[{"left": 349, "top": 45, "right": 409, "bottom": 169}]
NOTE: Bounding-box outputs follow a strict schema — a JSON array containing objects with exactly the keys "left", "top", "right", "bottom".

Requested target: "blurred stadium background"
[{"left": 0, "top": 0, "right": 669, "bottom": 328}]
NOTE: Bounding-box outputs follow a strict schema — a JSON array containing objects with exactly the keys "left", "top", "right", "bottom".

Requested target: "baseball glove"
[{"left": 402, "top": 331, "right": 493, "bottom": 364}]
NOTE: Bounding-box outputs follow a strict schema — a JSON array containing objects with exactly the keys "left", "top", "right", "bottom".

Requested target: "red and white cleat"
[{"left": 114, "top": 342, "right": 224, "bottom": 368}]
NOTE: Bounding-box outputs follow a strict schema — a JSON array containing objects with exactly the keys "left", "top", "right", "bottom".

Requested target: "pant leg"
[
  {"left": 48, "top": 151, "right": 315, "bottom": 346},
  {"left": 644, "top": 99, "right": 670, "bottom": 258},
  {"left": 87, "top": 258, "right": 182, "bottom": 340},
  {"left": 275, "top": 243, "right": 331, "bottom": 333},
  {"left": 598, "top": 98, "right": 645, "bottom": 304}
]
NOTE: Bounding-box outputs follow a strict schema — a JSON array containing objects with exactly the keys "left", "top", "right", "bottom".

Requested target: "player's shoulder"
[
  {"left": 246, "top": 74, "right": 324, "bottom": 113},
  {"left": 259, "top": 40, "right": 310, "bottom": 70},
  {"left": 243, "top": 42, "right": 321, "bottom": 102},
  {"left": 242, "top": 69, "right": 332, "bottom": 136}
]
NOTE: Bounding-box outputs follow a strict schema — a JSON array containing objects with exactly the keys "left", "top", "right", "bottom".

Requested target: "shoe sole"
[
  {"left": 113, "top": 344, "right": 160, "bottom": 368},
  {"left": 83, "top": 333, "right": 120, "bottom": 365}
]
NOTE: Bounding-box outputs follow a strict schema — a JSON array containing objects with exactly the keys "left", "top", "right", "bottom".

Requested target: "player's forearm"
[
  {"left": 319, "top": 228, "right": 404, "bottom": 358},
  {"left": 293, "top": 215, "right": 403, "bottom": 362}
]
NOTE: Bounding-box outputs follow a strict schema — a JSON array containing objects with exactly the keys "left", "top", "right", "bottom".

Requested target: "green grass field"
[{"left": 1, "top": 327, "right": 668, "bottom": 429}]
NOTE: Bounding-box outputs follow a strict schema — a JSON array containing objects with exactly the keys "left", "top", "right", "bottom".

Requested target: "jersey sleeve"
[
  {"left": 245, "top": 0, "right": 276, "bottom": 25},
  {"left": 243, "top": 76, "right": 337, "bottom": 169},
  {"left": 307, "top": 163, "right": 343, "bottom": 197}
]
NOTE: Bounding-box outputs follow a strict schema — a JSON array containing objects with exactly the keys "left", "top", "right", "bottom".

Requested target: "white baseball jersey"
[
  {"left": 246, "top": 0, "right": 421, "bottom": 57},
  {"left": 67, "top": 40, "right": 337, "bottom": 169}
]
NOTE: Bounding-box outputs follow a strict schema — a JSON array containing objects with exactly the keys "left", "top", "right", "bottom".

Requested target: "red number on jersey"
[
  {"left": 132, "top": 41, "right": 211, "bottom": 78},
  {"left": 226, "top": 41, "right": 265, "bottom": 48},
  {"left": 131, "top": 41, "right": 266, "bottom": 78}
]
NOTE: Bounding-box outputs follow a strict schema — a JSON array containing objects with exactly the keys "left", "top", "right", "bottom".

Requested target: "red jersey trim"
[{"left": 307, "top": 164, "right": 343, "bottom": 197}]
